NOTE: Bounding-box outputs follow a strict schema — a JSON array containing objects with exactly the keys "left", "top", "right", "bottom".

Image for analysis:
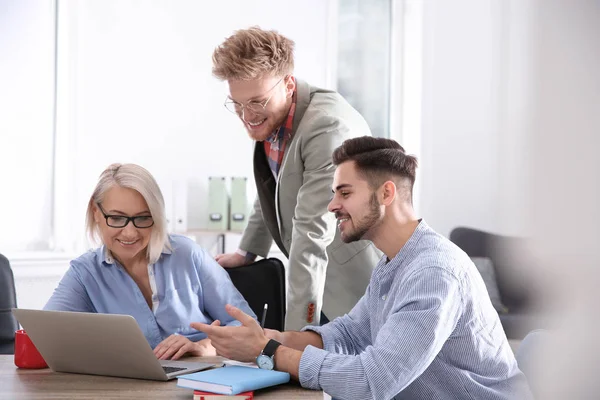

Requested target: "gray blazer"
[{"left": 239, "top": 79, "right": 382, "bottom": 330}]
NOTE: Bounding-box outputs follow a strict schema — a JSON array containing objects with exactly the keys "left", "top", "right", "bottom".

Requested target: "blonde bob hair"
[
  {"left": 85, "top": 163, "right": 171, "bottom": 264},
  {"left": 212, "top": 26, "right": 295, "bottom": 81}
]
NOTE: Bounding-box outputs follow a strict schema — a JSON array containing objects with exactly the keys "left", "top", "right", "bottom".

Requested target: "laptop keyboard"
[{"left": 162, "top": 366, "right": 187, "bottom": 374}]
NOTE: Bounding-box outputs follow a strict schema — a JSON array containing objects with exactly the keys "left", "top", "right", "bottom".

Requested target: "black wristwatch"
[{"left": 255, "top": 339, "right": 282, "bottom": 370}]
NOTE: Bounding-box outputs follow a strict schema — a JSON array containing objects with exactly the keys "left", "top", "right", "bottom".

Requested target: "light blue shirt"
[
  {"left": 44, "top": 234, "right": 255, "bottom": 348},
  {"left": 299, "top": 221, "right": 532, "bottom": 400}
]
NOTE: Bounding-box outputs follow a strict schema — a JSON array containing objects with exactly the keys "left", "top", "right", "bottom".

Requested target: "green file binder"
[
  {"left": 207, "top": 176, "right": 228, "bottom": 231},
  {"left": 230, "top": 177, "right": 248, "bottom": 232}
]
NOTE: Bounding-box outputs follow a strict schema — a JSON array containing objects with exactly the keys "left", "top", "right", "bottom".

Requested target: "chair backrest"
[
  {"left": 0, "top": 253, "right": 19, "bottom": 354},
  {"left": 449, "top": 226, "right": 530, "bottom": 311},
  {"left": 226, "top": 258, "right": 286, "bottom": 331}
]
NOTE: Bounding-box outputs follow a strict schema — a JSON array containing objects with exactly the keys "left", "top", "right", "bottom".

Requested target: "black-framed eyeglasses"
[
  {"left": 97, "top": 203, "right": 154, "bottom": 229},
  {"left": 223, "top": 76, "right": 286, "bottom": 116}
]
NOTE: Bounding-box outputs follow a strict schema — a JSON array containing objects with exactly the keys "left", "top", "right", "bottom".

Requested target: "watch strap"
[{"left": 262, "top": 339, "right": 282, "bottom": 357}]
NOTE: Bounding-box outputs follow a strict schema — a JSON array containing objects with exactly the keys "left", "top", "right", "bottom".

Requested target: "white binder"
[{"left": 172, "top": 181, "right": 188, "bottom": 233}]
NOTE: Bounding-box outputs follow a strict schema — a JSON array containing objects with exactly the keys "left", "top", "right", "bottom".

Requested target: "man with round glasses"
[{"left": 212, "top": 27, "right": 381, "bottom": 330}]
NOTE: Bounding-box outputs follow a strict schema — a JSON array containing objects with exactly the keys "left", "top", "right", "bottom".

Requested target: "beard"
[
  {"left": 339, "top": 192, "right": 382, "bottom": 243},
  {"left": 242, "top": 101, "right": 291, "bottom": 142},
  {"left": 243, "top": 116, "right": 277, "bottom": 141}
]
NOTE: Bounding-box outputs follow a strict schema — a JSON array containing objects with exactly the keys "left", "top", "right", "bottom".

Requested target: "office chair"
[
  {"left": 0, "top": 253, "right": 19, "bottom": 354},
  {"left": 226, "top": 258, "right": 286, "bottom": 331},
  {"left": 449, "top": 226, "right": 547, "bottom": 339}
]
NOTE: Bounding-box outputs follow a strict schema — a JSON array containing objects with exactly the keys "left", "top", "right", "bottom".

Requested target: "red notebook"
[{"left": 193, "top": 390, "right": 253, "bottom": 400}]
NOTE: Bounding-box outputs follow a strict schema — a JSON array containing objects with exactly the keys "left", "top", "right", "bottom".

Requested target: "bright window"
[
  {"left": 0, "top": 0, "right": 57, "bottom": 252},
  {"left": 337, "top": 0, "right": 392, "bottom": 138}
]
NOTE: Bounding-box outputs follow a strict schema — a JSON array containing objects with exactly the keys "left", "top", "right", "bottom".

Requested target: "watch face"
[{"left": 256, "top": 354, "right": 274, "bottom": 370}]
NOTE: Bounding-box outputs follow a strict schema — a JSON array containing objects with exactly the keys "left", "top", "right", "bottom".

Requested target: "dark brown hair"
[{"left": 332, "top": 136, "right": 418, "bottom": 200}]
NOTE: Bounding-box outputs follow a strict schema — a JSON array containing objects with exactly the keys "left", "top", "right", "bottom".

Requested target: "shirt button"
[{"left": 382, "top": 294, "right": 387, "bottom": 301}]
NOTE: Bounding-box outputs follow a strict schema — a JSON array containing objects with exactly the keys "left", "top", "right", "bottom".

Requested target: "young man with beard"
[
  {"left": 193, "top": 137, "right": 533, "bottom": 399},
  {"left": 211, "top": 27, "right": 381, "bottom": 330}
]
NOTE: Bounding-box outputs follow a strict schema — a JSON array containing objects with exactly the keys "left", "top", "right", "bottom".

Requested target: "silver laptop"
[{"left": 12, "top": 308, "right": 215, "bottom": 381}]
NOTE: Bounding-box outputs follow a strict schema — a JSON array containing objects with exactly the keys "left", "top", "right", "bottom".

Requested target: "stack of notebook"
[{"left": 177, "top": 366, "right": 290, "bottom": 396}]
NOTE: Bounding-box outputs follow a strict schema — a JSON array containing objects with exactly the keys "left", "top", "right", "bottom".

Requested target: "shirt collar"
[
  {"left": 266, "top": 77, "right": 297, "bottom": 143},
  {"left": 100, "top": 242, "right": 172, "bottom": 266},
  {"left": 376, "top": 219, "right": 429, "bottom": 271},
  {"left": 266, "top": 127, "right": 285, "bottom": 144}
]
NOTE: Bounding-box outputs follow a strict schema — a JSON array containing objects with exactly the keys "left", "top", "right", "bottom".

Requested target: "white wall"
[
  {"left": 57, "top": 0, "right": 333, "bottom": 251},
  {"left": 419, "top": 0, "right": 531, "bottom": 237},
  {"left": 13, "top": 254, "right": 71, "bottom": 310}
]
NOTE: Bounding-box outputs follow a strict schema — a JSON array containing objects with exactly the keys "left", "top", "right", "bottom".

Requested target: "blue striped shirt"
[
  {"left": 44, "top": 234, "right": 255, "bottom": 348},
  {"left": 299, "top": 221, "right": 532, "bottom": 399}
]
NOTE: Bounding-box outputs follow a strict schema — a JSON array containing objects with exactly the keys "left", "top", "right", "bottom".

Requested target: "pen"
[{"left": 260, "top": 303, "right": 268, "bottom": 329}]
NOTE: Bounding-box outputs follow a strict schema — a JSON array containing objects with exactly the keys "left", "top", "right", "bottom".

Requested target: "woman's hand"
[
  {"left": 264, "top": 328, "right": 284, "bottom": 344},
  {"left": 153, "top": 335, "right": 216, "bottom": 360},
  {"left": 190, "top": 338, "right": 217, "bottom": 357}
]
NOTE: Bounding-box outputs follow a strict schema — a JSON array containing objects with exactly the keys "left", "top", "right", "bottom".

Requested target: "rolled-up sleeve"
[
  {"left": 298, "top": 268, "right": 463, "bottom": 400},
  {"left": 301, "top": 291, "right": 371, "bottom": 354},
  {"left": 299, "top": 345, "right": 330, "bottom": 389}
]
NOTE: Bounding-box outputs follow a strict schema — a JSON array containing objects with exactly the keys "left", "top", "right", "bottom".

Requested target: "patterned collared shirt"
[
  {"left": 263, "top": 77, "right": 297, "bottom": 178},
  {"left": 299, "top": 221, "right": 533, "bottom": 400}
]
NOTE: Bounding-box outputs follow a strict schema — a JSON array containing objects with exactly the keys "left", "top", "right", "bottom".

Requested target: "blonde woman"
[{"left": 45, "top": 163, "right": 255, "bottom": 360}]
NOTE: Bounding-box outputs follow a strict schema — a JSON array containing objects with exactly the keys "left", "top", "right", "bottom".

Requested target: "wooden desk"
[{"left": 0, "top": 355, "right": 322, "bottom": 400}]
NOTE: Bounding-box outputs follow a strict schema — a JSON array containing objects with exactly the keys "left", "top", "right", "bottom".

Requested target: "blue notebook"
[{"left": 176, "top": 366, "right": 290, "bottom": 395}]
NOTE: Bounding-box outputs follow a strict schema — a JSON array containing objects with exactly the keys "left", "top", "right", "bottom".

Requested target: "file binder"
[
  {"left": 230, "top": 177, "right": 248, "bottom": 232},
  {"left": 173, "top": 181, "right": 188, "bottom": 233},
  {"left": 207, "top": 176, "right": 229, "bottom": 231}
]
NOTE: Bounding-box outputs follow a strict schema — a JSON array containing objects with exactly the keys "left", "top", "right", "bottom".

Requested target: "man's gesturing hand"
[{"left": 191, "top": 304, "right": 269, "bottom": 362}]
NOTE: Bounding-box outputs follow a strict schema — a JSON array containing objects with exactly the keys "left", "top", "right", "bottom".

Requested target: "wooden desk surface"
[{"left": 0, "top": 355, "right": 322, "bottom": 400}]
